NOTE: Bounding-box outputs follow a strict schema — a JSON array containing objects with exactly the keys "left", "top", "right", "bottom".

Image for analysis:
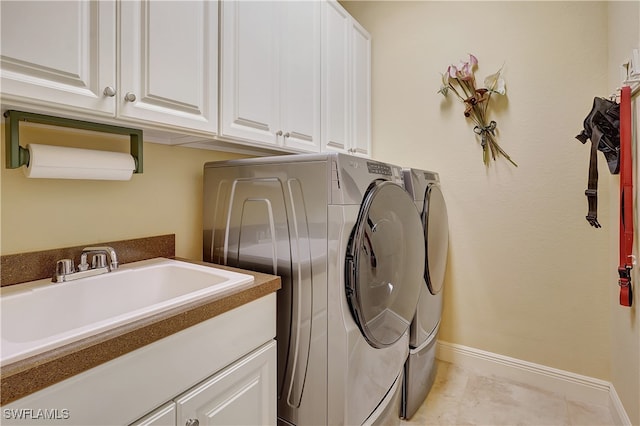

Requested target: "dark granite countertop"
[{"left": 0, "top": 259, "right": 281, "bottom": 406}]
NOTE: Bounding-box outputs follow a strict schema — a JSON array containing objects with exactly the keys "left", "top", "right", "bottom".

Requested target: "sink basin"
[{"left": 1, "top": 258, "right": 254, "bottom": 365}]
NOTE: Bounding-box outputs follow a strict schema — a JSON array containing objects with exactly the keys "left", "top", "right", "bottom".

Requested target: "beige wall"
[
  {"left": 2, "top": 1, "right": 637, "bottom": 420},
  {"left": 342, "top": 0, "right": 612, "bottom": 380},
  {"left": 608, "top": 2, "right": 640, "bottom": 424},
  {"left": 0, "top": 124, "right": 244, "bottom": 259}
]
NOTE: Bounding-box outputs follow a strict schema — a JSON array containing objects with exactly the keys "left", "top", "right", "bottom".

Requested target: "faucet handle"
[
  {"left": 92, "top": 253, "right": 108, "bottom": 269},
  {"left": 56, "top": 259, "right": 75, "bottom": 275},
  {"left": 53, "top": 259, "right": 75, "bottom": 282}
]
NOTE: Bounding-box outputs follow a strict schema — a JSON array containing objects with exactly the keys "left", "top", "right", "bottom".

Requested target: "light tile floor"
[{"left": 402, "top": 361, "right": 615, "bottom": 426}]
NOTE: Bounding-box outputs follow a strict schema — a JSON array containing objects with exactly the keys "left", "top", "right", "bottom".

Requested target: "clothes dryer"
[
  {"left": 203, "top": 153, "right": 425, "bottom": 426},
  {"left": 401, "top": 168, "right": 449, "bottom": 420}
]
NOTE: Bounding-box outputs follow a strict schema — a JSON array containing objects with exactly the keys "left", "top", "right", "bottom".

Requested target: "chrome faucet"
[
  {"left": 52, "top": 246, "right": 119, "bottom": 283},
  {"left": 79, "top": 246, "right": 119, "bottom": 271}
]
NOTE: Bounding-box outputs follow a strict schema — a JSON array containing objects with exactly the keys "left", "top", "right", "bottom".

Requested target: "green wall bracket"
[{"left": 3, "top": 110, "right": 144, "bottom": 174}]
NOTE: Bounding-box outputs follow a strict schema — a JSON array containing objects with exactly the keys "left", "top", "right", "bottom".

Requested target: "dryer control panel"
[{"left": 366, "top": 161, "right": 392, "bottom": 176}]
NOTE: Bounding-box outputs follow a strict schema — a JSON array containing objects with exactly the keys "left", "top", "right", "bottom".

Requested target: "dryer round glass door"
[
  {"left": 346, "top": 180, "right": 425, "bottom": 348},
  {"left": 423, "top": 183, "right": 449, "bottom": 295}
]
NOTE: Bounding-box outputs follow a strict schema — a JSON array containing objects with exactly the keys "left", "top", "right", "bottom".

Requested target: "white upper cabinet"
[
  {"left": 219, "top": 1, "right": 278, "bottom": 145},
  {"left": 321, "top": 1, "right": 350, "bottom": 154},
  {"left": 1, "top": 0, "right": 217, "bottom": 135},
  {"left": 350, "top": 19, "right": 372, "bottom": 157},
  {"left": 119, "top": 1, "right": 218, "bottom": 134},
  {"left": 220, "top": 1, "right": 321, "bottom": 152},
  {"left": 321, "top": 0, "right": 371, "bottom": 157},
  {"left": 279, "top": 1, "right": 321, "bottom": 152},
  {"left": 1, "top": 0, "right": 370, "bottom": 156},
  {"left": 0, "top": 1, "right": 116, "bottom": 116}
]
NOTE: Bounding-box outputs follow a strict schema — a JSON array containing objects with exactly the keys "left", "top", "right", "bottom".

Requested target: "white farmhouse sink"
[{"left": 0, "top": 258, "right": 254, "bottom": 365}]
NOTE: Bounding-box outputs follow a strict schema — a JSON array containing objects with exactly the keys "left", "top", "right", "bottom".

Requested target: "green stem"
[
  {"left": 488, "top": 135, "right": 518, "bottom": 167},
  {"left": 458, "top": 79, "right": 474, "bottom": 98},
  {"left": 483, "top": 91, "right": 492, "bottom": 117},
  {"left": 470, "top": 107, "right": 484, "bottom": 127},
  {"left": 448, "top": 83, "right": 465, "bottom": 102}
]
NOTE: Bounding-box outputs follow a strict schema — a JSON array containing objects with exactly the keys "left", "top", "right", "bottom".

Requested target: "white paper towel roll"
[{"left": 24, "top": 144, "right": 136, "bottom": 181}]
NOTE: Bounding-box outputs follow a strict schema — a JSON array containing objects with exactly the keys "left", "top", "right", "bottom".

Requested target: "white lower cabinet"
[
  {"left": 130, "top": 402, "right": 176, "bottom": 426},
  {"left": 1, "top": 294, "right": 277, "bottom": 426},
  {"left": 130, "top": 341, "right": 276, "bottom": 426},
  {"left": 175, "top": 341, "right": 275, "bottom": 426}
]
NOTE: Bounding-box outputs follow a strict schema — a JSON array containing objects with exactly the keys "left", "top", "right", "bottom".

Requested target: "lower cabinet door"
[
  {"left": 130, "top": 402, "right": 176, "bottom": 426},
  {"left": 175, "top": 341, "right": 276, "bottom": 426}
]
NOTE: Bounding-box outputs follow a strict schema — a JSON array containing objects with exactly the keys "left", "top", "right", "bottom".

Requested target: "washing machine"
[
  {"left": 203, "top": 153, "right": 425, "bottom": 425},
  {"left": 401, "top": 168, "right": 449, "bottom": 420}
]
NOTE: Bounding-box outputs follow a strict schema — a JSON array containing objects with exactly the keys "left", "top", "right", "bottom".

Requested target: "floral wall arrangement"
[{"left": 439, "top": 54, "right": 517, "bottom": 167}]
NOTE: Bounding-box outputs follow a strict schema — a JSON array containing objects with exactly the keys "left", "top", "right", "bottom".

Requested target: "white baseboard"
[
  {"left": 609, "top": 385, "right": 633, "bottom": 426},
  {"left": 436, "top": 340, "right": 631, "bottom": 425}
]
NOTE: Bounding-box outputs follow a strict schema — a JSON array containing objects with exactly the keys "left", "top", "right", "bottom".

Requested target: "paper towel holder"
[{"left": 3, "top": 110, "right": 143, "bottom": 174}]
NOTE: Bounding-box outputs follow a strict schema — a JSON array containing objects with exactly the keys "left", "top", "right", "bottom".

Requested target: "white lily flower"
[{"left": 484, "top": 70, "right": 506, "bottom": 95}]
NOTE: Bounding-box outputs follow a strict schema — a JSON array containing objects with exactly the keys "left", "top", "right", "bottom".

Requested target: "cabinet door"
[
  {"left": 280, "top": 1, "right": 321, "bottom": 152},
  {"left": 321, "top": 1, "right": 370, "bottom": 157},
  {"left": 220, "top": 1, "right": 279, "bottom": 145},
  {"left": 129, "top": 402, "right": 176, "bottom": 426},
  {"left": 0, "top": 0, "right": 116, "bottom": 115},
  {"left": 321, "top": 0, "right": 351, "bottom": 154},
  {"left": 175, "top": 341, "right": 276, "bottom": 426},
  {"left": 119, "top": 0, "right": 218, "bottom": 134},
  {"left": 351, "top": 19, "right": 372, "bottom": 157}
]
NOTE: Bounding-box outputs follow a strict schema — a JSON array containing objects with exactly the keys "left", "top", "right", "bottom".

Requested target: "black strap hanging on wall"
[{"left": 575, "top": 97, "right": 620, "bottom": 228}]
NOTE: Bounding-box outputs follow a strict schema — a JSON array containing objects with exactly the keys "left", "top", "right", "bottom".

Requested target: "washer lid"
[
  {"left": 346, "top": 180, "right": 425, "bottom": 348},
  {"left": 423, "top": 183, "right": 449, "bottom": 295}
]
